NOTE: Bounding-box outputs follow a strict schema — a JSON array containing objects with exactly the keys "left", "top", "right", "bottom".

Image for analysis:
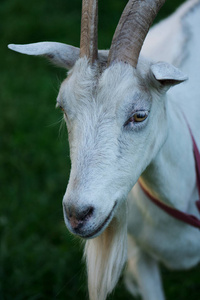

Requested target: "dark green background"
[{"left": 1, "top": 0, "right": 199, "bottom": 299}]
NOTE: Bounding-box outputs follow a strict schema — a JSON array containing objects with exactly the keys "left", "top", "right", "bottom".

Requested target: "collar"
[{"left": 139, "top": 121, "right": 200, "bottom": 229}]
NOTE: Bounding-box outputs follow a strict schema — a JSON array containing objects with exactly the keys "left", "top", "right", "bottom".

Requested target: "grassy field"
[{"left": 1, "top": 0, "right": 200, "bottom": 299}]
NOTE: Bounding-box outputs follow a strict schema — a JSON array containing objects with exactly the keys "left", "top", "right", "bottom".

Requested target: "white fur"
[
  {"left": 84, "top": 203, "right": 127, "bottom": 300},
  {"left": 8, "top": 42, "right": 80, "bottom": 69},
  {"left": 8, "top": 1, "right": 200, "bottom": 300}
]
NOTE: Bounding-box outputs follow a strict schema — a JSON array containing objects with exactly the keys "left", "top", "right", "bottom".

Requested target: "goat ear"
[
  {"left": 150, "top": 61, "right": 188, "bottom": 91},
  {"left": 8, "top": 42, "right": 80, "bottom": 69}
]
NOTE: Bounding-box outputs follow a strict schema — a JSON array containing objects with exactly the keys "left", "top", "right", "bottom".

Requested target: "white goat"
[{"left": 8, "top": 0, "right": 200, "bottom": 299}]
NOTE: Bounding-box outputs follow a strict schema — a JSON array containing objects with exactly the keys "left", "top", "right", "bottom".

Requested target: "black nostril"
[
  {"left": 79, "top": 206, "right": 94, "bottom": 222},
  {"left": 63, "top": 203, "right": 94, "bottom": 230}
]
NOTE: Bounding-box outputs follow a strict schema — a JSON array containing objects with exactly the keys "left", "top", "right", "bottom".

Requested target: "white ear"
[
  {"left": 8, "top": 42, "right": 80, "bottom": 69},
  {"left": 150, "top": 61, "right": 188, "bottom": 90}
]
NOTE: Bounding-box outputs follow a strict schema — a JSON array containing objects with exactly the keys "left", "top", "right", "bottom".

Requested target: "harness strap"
[{"left": 139, "top": 123, "right": 200, "bottom": 229}]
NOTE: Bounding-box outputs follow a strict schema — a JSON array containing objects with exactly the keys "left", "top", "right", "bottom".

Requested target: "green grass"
[{"left": 1, "top": 0, "right": 200, "bottom": 299}]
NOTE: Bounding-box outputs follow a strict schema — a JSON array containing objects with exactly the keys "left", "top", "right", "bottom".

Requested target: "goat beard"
[{"left": 84, "top": 202, "right": 127, "bottom": 300}]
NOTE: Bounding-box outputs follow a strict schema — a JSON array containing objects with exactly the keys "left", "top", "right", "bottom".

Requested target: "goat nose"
[{"left": 63, "top": 204, "right": 94, "bottom": 230}]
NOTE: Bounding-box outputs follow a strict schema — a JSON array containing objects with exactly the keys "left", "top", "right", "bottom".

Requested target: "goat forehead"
[
  {"left": 97, "top": 67, "right": 148, "bottom": 112},
  {"left": 57, "top": 58, "right": 98, "bottom": 107},
  {"left": 59, "top": 59, "right": 147, "bottom": 116}
]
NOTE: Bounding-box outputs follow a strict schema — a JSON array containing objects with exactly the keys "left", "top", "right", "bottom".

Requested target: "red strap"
[
  {"left": 139, "top": 124, "right": 200, "bottom": 229},
  {"left": 139, "top": 181, "right": 200, "bottom": 229},
  {"left": 185, "top": 119, "right": 200, "bottom": 214},
  {"left": 189, "top": 129, "right": 200, "bottom": 198}
]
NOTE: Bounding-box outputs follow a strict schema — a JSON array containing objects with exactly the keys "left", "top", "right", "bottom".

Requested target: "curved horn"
[
  {"left": 108, "top": 0, "right": 166, "bottom": 68},
  {"left": 80, "top": 0, "right": 98, "bottom": 64}
]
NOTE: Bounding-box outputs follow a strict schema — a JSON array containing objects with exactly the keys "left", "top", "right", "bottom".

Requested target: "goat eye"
[
  {"left": 124, "top": 111, "right": 149, "bottom": 128},
  {"left": 133, "top": 111, "right": 148, "bottom": 122}
]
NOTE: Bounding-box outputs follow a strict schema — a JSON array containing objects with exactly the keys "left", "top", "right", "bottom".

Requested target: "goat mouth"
[{"left": 80, "top": 201, "right": 117, "bottom": 239}]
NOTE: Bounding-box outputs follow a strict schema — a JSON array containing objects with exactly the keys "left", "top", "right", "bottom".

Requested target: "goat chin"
[{"left": 84, "top": 202, "right": 127, "bottom": 300}]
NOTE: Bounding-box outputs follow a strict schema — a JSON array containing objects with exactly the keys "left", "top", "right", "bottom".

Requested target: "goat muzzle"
[{"left": 63, "top": 203, "right": 94, "bottom": 230}]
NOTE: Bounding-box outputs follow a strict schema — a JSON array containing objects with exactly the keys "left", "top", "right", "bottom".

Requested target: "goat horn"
[
  {"left": 108, "top": 0, "right": 166, "bottom": 68},
  {"left": 80, "top": 0, "right": 98, "bottom": 64}
]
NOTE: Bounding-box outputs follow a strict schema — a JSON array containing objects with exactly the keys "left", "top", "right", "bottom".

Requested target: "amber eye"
[
  {"left": 124, "top": 111, "right": 149, "bottom": 127},
  {"left": 133, "top": 112, "right": 148, "bottom": 122}
]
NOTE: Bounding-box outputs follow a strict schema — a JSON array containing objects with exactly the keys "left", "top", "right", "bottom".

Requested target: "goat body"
[
  {"left": 125, "top": 2, "right": 200, "bottom": 298},
  {"left": 8, "top": 0, "right": 200, "bottom": 300}
]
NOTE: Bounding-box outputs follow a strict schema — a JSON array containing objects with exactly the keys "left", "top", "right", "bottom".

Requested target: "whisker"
[
  {"left": 46, "top": 116, "right": 64, "bottom": 128},
  {"left": 55, "top": 268, "right": 84, "bottom": 298},
  {"left": 58, "top": 117, "right": 67, "bottom": 139}
]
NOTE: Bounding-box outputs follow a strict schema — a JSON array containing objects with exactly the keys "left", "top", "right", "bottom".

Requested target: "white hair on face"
[{"left": 84, "top": 203, "right": 127, "bottom": 300}]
